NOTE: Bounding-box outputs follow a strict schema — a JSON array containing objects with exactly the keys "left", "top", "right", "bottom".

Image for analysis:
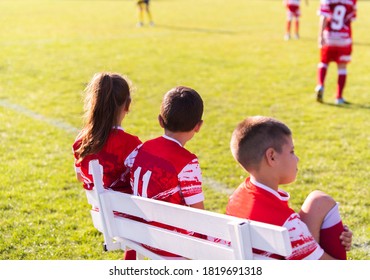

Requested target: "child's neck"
[
  {"left": 164, "top": 130, "right": 193, "bottom": 146},
  {"left": 250, "top": 174, "right": 279, "bottom": 192}
]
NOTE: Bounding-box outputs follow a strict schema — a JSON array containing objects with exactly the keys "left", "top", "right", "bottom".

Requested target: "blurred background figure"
[
  {"left": 137, "top": 0, "right": 154, "bottom": 27},
  {"left": 315, "top": 0, "right": 357, "bottom": 104},
  {"left": 283, "top": 0, "right": 308, "bottom": 40}
]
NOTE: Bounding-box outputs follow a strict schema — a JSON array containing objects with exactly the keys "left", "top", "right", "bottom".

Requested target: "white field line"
[
  {"left": 203, "top": 177, "right": 234, "bottom": 196},
  {"left": 0, "top": 99, "right": 233, "bottom": 196},
  {"left": 0, "top": 100, "right": 79, "bottom": 135}
]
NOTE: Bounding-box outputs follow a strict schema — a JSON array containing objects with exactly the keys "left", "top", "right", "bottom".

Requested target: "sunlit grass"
[{"left": 0, "top": 0, "right": 368, "bottom": 260}]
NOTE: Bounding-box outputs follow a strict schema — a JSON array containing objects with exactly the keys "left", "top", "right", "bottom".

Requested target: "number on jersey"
[
  {"left": 331, "top": 5, "right": 346, "bottom": 30},
  {"left": 133, "top": 167, "right": 152, "bottom": 197}
]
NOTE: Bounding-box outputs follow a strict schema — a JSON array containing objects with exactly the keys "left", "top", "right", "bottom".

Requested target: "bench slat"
[
  {"left": 104, "top": 191, "right": 245, "bottom": 241},
  {"left": 112, "top": 216, "right": 239, "bottom": 260}
]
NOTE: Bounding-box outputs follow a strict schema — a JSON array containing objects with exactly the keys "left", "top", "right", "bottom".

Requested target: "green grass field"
[{"left": 0, "top": 0, "right": 369, "bottom": 260}]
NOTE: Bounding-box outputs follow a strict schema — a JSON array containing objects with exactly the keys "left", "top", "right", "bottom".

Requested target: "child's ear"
[
  {"left": 265, "top": 147, "right": 276, "bottom": 166},
  {"left": 158, "top": 115, "right": 165, "bottom": 128},
  {"left": 194, "top": 120, "right": 203, "bottom": 133}
]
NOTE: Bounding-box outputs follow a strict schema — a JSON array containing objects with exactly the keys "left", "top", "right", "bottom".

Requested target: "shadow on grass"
[
  {"left": 155, "top": 24, "right": 237, "bottom": 35},
  {"left": 321, "top": 101, "right": 370, "bottom": 110},
  {"left": 353, "top": 41, "right": 370, "bottom": 47},
  {"left": 293, "top": 37, "right": 370, "bottom": 48}
]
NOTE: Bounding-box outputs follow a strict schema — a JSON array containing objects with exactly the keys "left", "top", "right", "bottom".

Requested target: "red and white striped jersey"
[
  {"left": 226, "top": 177, "right": 324, "bottom": 260},
  {"left": 124, "top": 135, "right": 204, "bottom": 256},
  {"left": 125, "top": 135, "right": 204, "bottom": 206},
  {"left": 318, "top": 0, "right": 357, "bottom": 47}
]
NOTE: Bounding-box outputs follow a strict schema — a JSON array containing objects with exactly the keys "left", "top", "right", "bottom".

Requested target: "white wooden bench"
[{"left": 85, "top": 159, "right": 292, "bottom": 260}]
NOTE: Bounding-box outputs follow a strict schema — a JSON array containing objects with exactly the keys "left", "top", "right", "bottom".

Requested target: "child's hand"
[{"left": 340, "top": 225, "right": 353, "bottom": 251}]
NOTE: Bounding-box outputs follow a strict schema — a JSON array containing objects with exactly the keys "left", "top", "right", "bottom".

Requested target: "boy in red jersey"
[
  {"left": 124, "top": 86, "right": 205, "bottom": 257},
  {"left": 226, "top": 116, "right": 352, "bottom": 259},
  {"left": 283, "top": 0, "right": 308, "bottom": 40},
  {"left": 315, "top": 0, "right": 357, "bottom": 104}
]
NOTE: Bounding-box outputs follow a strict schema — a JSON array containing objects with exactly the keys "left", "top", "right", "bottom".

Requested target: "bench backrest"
[{"left": 86, "top": 159, "right": 292, "bottom": 260}]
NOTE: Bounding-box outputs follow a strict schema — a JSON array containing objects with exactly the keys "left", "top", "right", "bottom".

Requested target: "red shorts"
[
  {"left": 320, "top": 45, "right": 352, "bottom": 64},
  {"left": 286, "top": 5, "right": 300, "bottom": 19}
]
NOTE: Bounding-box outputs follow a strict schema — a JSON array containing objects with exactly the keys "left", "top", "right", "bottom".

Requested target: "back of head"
[
  {"left": 160, "top": 86, "right": 203, "bottom": 132},
  {"left": 84, "top": 72, "right": 131, "bottom": 124},
  {"left": 230, "top": 116, "right": 292, "bottom": 171},
  {"left": 77, "top": 72, "right": 132, "bottom": 160}
]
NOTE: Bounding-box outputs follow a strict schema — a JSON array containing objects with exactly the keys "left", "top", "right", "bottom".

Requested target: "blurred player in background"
[
  {"left": 137, "top": 0, "right": 154, "bottom": 27},
  {"left": 284, "top": 0, "right": 309, "bottom": 40},
  {"left": 315, "top": 0, "right": 357, "bottom": 104}
]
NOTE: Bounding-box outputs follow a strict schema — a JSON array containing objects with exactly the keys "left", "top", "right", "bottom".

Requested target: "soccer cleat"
[
  {"left": 294, "top": 34, "right": 300, "bottom": 39},
  {"left": 335, "top": 98, "right": 350, "bottom": 105},
  {"left": 284, "top": 34, "right": 290, "bottom": 41},
  {"left": 136, "top": 22, "right": 144, "bottom": 27},
  {"left": 315, "top": 85, "right": 324, "bottom": 103},
  {"left": 149, "top": 21, "right": 155, "bottom": 26}
]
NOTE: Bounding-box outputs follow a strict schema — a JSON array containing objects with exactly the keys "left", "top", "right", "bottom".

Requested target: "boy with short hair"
[
  {"left": 124, "top": 86, "right": 205, "bottom": 257},
  {"left": 226, "top": 116, "right": 352, "bottom": 259}
]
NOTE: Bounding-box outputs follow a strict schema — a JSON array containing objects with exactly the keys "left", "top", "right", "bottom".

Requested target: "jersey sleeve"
[
  {"left": 283, "top": 213, "right": 324, "bottom": 260},
  {"left": 318, "top": 0, "right": 330, "bottom": 17},
  {"left": 347, "top": 0, "right": 357, "bottom": 22},
  {"left": 178, "top": 158, "right": 204, "bottom": 205}
]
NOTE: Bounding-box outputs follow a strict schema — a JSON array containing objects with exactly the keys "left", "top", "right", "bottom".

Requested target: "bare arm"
[{"left": 318, "top": 15, "right": 328, "bottom": 48}]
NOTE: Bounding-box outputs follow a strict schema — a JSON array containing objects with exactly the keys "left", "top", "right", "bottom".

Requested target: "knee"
[
  {"left": 307, "top": 190, "right": 334, "bottom": 201},
  {"left": 303, "top": 190, "right": 337, "bottom": 213}
]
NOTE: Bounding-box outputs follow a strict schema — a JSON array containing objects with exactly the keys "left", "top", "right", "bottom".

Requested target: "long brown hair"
[{"left": 75, "top": 73, "right": 132, "bottom": 162}]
